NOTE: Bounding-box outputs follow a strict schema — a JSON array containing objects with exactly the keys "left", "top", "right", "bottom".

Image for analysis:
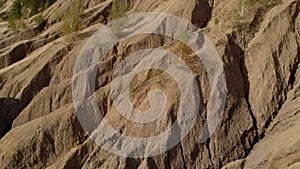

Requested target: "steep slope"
[{"left": 0, "top": 0, "right": 299, "bottom": 168}]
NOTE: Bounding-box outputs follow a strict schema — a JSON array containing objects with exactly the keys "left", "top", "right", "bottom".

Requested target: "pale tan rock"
[
  {"left": 223, "top": 68, "right": 300, "bottom": 169},
  {"left": 0, "top": 40, "right": 32, "bottom": 69},
  {"left": 245, "top": 0, "right": 300, "bottom": 136},
  {"left": 0, "top": 104, "right": 87, "bottom": 169}
]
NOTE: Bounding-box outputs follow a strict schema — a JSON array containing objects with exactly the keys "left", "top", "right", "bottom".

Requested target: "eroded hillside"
[{"left": 0, "top": 0, "right": 299, "bottom": 168}]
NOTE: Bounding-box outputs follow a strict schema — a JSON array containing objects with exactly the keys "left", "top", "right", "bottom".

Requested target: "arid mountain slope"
[{"left": 0, "top": 0, "right": 299, "bottom": 168}]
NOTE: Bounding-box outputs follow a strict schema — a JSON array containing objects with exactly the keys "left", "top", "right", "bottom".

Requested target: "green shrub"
[
  {"left": 8, "top": 0, "right": 46, "bottom": 30},
  {"left": 11, "top": 0, "right": 22, "bottom": 20},
  {"left": 29, "top": 0, "right": 39, "bottom": 16},
  {"left": 21, "top": 5, "right": 29, "bottom": 18},
  {"left": 214, "top": 18, "right": 219, "bottom": 25},
  {"left": 8, "top": 0, "right": 22, "bottom": 31},
  {"left": 8, "top": 0, "right": 25, "bottom": 30},
  {"left": 8, "top": 15, "right": 17, "bottom": 30},
  {"left": 44, "top": 0, "right": 50, "bottom": 9},
  {"left": 34, "top": 15, "right": 45, "bottom": 26}
]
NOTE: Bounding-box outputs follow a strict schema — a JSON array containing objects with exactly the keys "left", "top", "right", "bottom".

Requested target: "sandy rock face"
[
  {"left": 0, "top": 0, "right": 300, "bottom": 168},
  {"left": 245, "top": 0, "right": 300, "bottom": 136},
  {"left": 0, "top": 40, "right": 32, "bottom": 69},
  {"left": 223, "top": 66, "right": 300, "bottom": 169}
]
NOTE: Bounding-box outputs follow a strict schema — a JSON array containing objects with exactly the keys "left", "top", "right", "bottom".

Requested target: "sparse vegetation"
[
  {"left": 29, "top": 0, "right": 39, "bottom": 16},
  {"left": 109, "top": 0, "right": 127, "bottom": 36},
  {"left": 8, "top": 16, "right": 17, "bottom": 30},
  {"left": 237, "top": 0, "right": 260, "bottom": 18},
  {"left": 12, "top": 0, "right": 22, "bottom": 18},
  {"left": 8, "top": 0, "right": 22, "bottom": 30},
  {"left": 34, "top": 15, "right": 45, "bottom": 27},
  {"left": 62, "top": 0, "right": 83, "bottom": 35},
  {"left": 214, "top": 18, "right": 219, "bottom": 25},
  {"left": 7, "top": 0, "right": 51, "bottom": 30},
  {"left": 44, "top": 0, "right": 50, "bottom": 9},
  {"left": 109, "top": 0, "right": 127, "bottom": 21},
  {"left": 227, "top": 0, "right": 283, "bottom": 30},
  {"left": 10, "top": 0, "right": 22, "bottom": 20},
  {"left": 238, "top": 0, "right": 247, "bottom": 18},
  {"left": 237, "top": 0, "right": 282, "bottom": 18}
]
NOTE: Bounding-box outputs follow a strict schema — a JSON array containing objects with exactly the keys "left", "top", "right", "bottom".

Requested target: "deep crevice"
[
  {"left": 259, "top": 8, "right": 300, "bottom": 138},
  {"left": 233, "top": 5, "right": 300, "bottom": 160},
  {"left": 192, "top": 0, "right": 213, "bottom": 28},
  {"left": 206, "top": 139, "right": 214, "bottom": 166},
  {"left": 226, "top": 34, "right": 259, "bottom": 159},
  {"left": 179, "top": 143, "right": 188, "bottom": 169},
  {"left": 0, "top": 98, "right": 25, "bottom": 139}
]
